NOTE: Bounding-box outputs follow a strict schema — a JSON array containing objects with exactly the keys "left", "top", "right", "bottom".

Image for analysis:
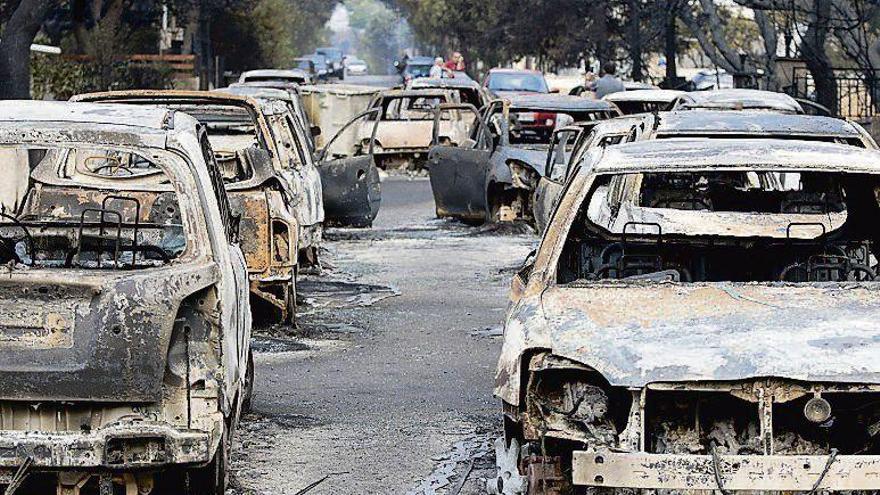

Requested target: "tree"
[{"left": 0, "top": 0, "right": 57, "bottom": 98}]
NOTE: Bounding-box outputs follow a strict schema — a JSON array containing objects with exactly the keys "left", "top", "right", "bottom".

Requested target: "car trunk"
[{"left": 0, "top": 270, "right": 182, "bottom": 403}]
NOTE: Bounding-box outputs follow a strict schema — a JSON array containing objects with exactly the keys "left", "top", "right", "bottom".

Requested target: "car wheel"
[
  {"left": 188, "top": 425, "right": 229, "bottom": 495},
  {"left": 241, "top": 349, "right": 255, "bottom": 414}
]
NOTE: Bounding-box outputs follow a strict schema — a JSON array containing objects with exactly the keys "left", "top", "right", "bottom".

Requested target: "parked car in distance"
[
  {"left": 602, "top": 89, "right": 685, "bottom": 115},
  {"left": 428, "top": 94, "right": 620, "bottom": 224},
  {"left": 316, "top": 47, "right": 345, "bottom": 79},
  {"left": 493, "top": 137, "right": 880, "bottom": 494},
  {"left": 293, "top": 57, "right": 317, "bottom": 79},
  {"left": 483, "top": 68, "right": 552, "bottom": 98},
  {"left": 345, "top": 56, "right": 369, "bottom": 76},
  {"left": 673, "top": 88, "right": 804, "bottom": 114},
  {"left": 0, "top": 100, "right": 252, "bottom": 494},
  {"left": 73, "top": 90, "right": 318, "bottom": 322},
  {"left": 396, "top": 55, "right": 435, "bottom": 84},
  {"left": 238, "top": 68, "right": 311, "bottom": 85}
]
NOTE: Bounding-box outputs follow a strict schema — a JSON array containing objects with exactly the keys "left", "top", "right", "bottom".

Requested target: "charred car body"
[
  {"left": 428, "top": 95, "right": 620, "bottom": 224},
  {"left": 672, "top": 89, "right": 805, "bottom": 114},
  {"left": 361, "top": 89, "right": 467, "bottom": 170},
  {"left": 601, "top": 89, "right": 684, "bottom": 115},
  {"left": 72, "top": 91, "right": 315, "bottom": 321},
  {"left": 0, "top": 101, "right": 252, "bottom": 494},
  {"left": 493, "top": 137, "right": 880, "bottom": 494},
  {"left": 406, "top": 75, "right": 491, "bottom": 109},
  {"left": 532, "top": 110, "right": 879, "bottom": 233}
]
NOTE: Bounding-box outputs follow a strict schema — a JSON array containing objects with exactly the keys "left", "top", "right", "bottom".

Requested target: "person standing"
[
  {"left": 444, "top": 52, "right": 466, "bottom": 73},
  {"left": 588, "top": 61, "right": 625, "bottom": 99},
  {"left": 430, "top": 57, "right": 452, "bottom": 79}
]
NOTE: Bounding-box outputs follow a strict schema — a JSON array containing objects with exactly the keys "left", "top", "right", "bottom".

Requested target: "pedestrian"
[
  {"left": 587, "top": 61, "right": 625, "bottom": 99},
  {"left": 444, "top": 52, "right": 465, "bottom": 73},
  {"left": 430, "top": 57, "right": 451, "bottom": 79}
]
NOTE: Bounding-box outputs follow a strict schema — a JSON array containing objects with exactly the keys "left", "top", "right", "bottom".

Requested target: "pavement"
[{"left": 231, "top": 176, "right": 536, "bottom": 494}]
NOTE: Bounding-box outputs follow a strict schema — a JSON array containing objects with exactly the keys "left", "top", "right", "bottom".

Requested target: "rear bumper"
[
  {"left": 573, "top": 451, "right": 880, "bottom": 491},
  {"left": 0, "top": 423, "right": 212, "bottom": 470}
]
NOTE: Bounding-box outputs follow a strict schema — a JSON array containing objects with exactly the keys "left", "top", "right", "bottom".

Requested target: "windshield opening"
[
  {"left": 557, "top": 170, "right": 880, "bottom": 284},
  {"left": 1, "top": 146, "right": 187, "bottom": 270}
]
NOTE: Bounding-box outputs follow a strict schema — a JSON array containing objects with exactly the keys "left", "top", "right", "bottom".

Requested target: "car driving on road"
[
  {"left": 492, "top": 137, "right": 880, "bottom": 494},
  {"left": 0, "top": 100, "right": 251, "bottom": 495}
]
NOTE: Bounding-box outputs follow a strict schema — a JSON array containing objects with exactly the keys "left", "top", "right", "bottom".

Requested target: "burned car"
[
  {"left": 238, "top": 68, "right": 312, "bottom": 85},
  {"left": 361, "top": 89, "right": 467, "bottom": 170},
  {"left": 0, "top": 101, "right": 251, "bottom": 494},
  {"left": 601, "top": 89, "right": 684, "bottom": 115},
  {"left": 223, "top": 82, "right": 318, "bottom": 151},
  {"left": 73, "top": 90, "right": 313, "bottom": 321},
  {"left": 428, "top": 95, "right": 620, "bottom": 224},
  {"left": 407, "top": 75, "right": 491, "bottom": 109},
  {"left": 492, "top": 137, "right": 880, "bottom": 494},
  {"left": 532, "top": 110, "right": 879, "bottom": 233},
  {"left": 672, "top": 88, "right": 805, "bottom": 114}
]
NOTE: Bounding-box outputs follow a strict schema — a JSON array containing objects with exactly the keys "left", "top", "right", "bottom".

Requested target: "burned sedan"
[
  {"left": 428, "top": 95, "right": 620, "bottom": 224},
  {"left": 601, "top": 88, "right": 684, "bottom": 115},
  {"left": 0, "top": 101, "right": 251, "bottom": 494},
  {"left": 72, "top": 91, "right": 311, "bottom": 321},
  {"left": 491, "top": 137, "right": 880, "bottom": 494},
  {"left": 672, "top": 88, "right": 805, "bottom": 114},
  {"left": 361, "top": 89, "right": 467, "bottom": 170}
]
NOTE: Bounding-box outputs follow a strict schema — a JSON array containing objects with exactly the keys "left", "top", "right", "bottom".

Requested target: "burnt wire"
[
  {"left": 807, "top": 448, "right": 839, "bottom": 495},
  {"left": 710, "top": 443, "right": 731, "bottom": 495}
]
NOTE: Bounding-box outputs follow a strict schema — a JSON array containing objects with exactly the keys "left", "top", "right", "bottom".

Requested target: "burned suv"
[
  {"left": 493, "top": 138, "right": 880, "bottom": 493},
  {"left": 0, "top": 101, "right": 251, "bottom": 494}
]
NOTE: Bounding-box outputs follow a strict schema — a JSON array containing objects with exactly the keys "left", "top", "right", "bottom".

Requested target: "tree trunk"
[
  {"left": 629, "top": 0, "right": 643, "bottom": 81},
  {"left": 801, "top": 0, "right": 837, "bottom": 114},
  {"left": 664, "top": 0, "right": 678, "bottom": 80},
  {"left": 0, "top": 0, "right": 57, "bottom": 99}
]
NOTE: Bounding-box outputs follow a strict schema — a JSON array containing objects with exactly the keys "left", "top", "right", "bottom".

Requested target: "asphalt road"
[{"left": 232, "top": 176, "right": 536, "bottom": 494}]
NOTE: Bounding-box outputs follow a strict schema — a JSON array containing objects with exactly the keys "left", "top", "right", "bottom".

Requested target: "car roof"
[
  {"left": 506, "top": 93, "right": 617, "bottom": 112},
  {"left": 603, "top": 89, "right": 685, "bottom": 103},
  {"left": 655, "top": 110, "right": 860, "bottom": 137},
  {"left": 489, "top": 68, "right": 542, "bottom": 74},
  {"left": 0, "top": 100, "right": 175, "bottom": 131},
  {"left": 379, "top": 88, "right": 455, "bottom": 98},
  {"left": 215, "top": 85, "right": 293, "bottom": 102},
  {"left": 409, "top": 77, "right": 479, "bottom": 89},
  {"left": 678, "top": 89, "right": 803, "bottom": 112},
  {"left": 241, "top": 69, "right": 307, "bottom": 78},
  {"left": 591, "top": 138, "right": 880, "bottom": 174}
]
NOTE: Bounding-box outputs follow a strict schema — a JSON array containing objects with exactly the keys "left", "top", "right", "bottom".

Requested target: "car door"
[
  {"left": 199, "top": 129, "right": 251, "bottom": 398},
  {"left": 427, "top": 103, "right": 494, "bottom": 223},
  {"left": 533, "top": 127, "right": 580, "bottom": 233},
  {"left": 314, "top": 108, "right": 382, "bottom": 228}
]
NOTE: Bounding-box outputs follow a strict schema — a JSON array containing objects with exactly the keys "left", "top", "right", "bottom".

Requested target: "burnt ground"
[{"left": 231, "top": 176, "right": 536, "bottom": 494}]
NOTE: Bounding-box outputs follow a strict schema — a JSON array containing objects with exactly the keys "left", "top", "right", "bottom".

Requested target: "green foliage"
[
  {"left": 344, "top": 0, "right": 406, "bottom": 73},
  {"left": 31, "top": 53, "right": 174, "bottom": 100}
]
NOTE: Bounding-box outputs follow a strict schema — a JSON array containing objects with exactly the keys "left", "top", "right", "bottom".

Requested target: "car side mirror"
[
  {"left": 310, "top": 125, "right": 322, "bottom": 137},
  {"left": 511, "top": 249, "right": 537, "bottom": 303}
]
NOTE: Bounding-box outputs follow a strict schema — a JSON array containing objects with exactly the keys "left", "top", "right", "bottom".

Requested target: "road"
[{"left": 232, "top": 176, "right": 536, "bottom": 494}]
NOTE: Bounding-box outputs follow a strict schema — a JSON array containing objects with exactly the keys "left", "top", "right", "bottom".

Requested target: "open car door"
[
  {"left": 315, "top": 108, "right": 381, "bottom": 228},
  {"left": 427, "top": 103, "right": 494, "bottom": 223},
  {"left": 533, "top": 126, "right": 581, "bottom": 233}
]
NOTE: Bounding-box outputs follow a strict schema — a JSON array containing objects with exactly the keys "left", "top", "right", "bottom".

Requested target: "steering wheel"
[
  {"left": 0, "top": 212, "right": 34, "bottom": 265},
  {"left": 89, "top": 163, "right": 135, "bottom": 176}
]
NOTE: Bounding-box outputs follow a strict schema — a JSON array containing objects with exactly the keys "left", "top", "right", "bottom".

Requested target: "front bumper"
[
  {"left": 574, "top": 451, "right": 880, "bottom": 491},
  {"left": 0, "top": 423, "right": 212, "bottom": 471}
]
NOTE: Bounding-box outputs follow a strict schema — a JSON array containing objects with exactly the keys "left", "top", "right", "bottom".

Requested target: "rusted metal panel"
[{"left": 573, "top": 451, "right": 880, "bottom": 490}]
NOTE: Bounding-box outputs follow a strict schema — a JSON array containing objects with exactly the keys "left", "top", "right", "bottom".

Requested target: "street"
[{"left": 234, "top": 176, "right": 535, "bottom": 494}]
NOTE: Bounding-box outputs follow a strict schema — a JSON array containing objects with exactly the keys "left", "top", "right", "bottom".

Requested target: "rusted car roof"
[
  {"left": 675, "top": 89, "right": 803, "bottom": 113},
  {"left": 1, "top": 100, "right": 173, "bottom": 131},
  {"left": 603, "top": 89, "right": 684, "bottom": 103},
  {"left": 591, "top": 138, "right": 880, "bottom": 173},
  {"left": 507, "top": 93, "right": 617, "bottom": 112},
  {"left": 655, "top": 110, "right": 863, "bottom": 137}
]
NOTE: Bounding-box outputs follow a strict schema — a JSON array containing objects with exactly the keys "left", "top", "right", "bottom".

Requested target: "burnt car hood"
[
  {"left": 0, "top": 263, "right": 217, "bottom": 402},
  {"left": 539, "top": 283, "right": 880, "bottom": 387}
]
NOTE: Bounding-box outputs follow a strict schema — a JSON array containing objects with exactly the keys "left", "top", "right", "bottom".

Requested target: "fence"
[{"left": 790, "top": 67, "right": 880, "bottom": 120}]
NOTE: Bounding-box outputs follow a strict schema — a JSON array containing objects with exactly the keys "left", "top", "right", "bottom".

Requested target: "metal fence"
[{"left": 790, "top": 67, "right": 880, "bottom": 120}]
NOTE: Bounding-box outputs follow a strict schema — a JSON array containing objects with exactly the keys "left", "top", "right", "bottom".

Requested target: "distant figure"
[
  {"left": 430, "top": 57, "right": 452, "bottom": 79},
  {"left": 588, "top": 62, "right": 625, "bottom": 99},
  {"left": 445, "top": 52, "right": 466, "bottom": 72}
]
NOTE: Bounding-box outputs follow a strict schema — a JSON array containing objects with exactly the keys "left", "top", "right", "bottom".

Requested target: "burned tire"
[
  {"left": 241, "top": 349, "right": 255, "bottom": 414},
  {"left": 189, "top": 426, "right": 229, "bottom": 495}
]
